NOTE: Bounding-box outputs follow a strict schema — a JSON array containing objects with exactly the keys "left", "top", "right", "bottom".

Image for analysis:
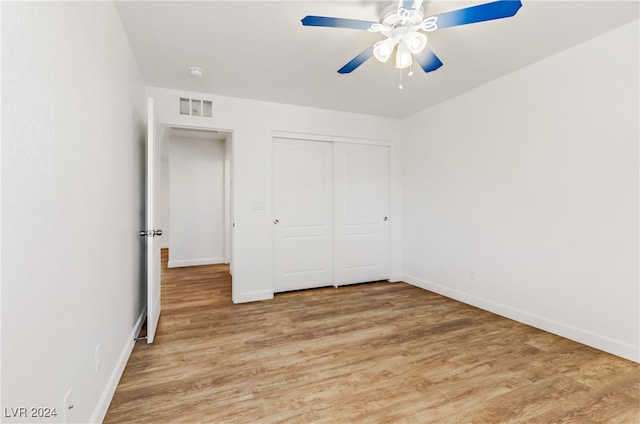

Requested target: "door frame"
[
  {"left": 272, "top": 130, "right": 391, "bottom": 147},
  {"left": 161, "top": 124, "right": 235, "bottom": 273}
]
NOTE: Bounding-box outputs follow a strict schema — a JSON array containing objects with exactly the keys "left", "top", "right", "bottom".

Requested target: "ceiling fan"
[{"left": 301, "top": 0, "right": 523, "bottom": 75}]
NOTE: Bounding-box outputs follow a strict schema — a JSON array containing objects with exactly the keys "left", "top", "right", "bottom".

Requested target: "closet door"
[
  {"left": 334, "top": 143, "right": 390, "bottom": 286},
  {"left": 272, "top": 138, "right": 333, "bottom": 292}
]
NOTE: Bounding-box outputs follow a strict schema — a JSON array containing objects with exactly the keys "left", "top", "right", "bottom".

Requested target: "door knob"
[
  {"left": 384, "top": 216, "right": 388, "bottom": 221},
  {"left": 140, "top": 229, "right": 163, "bottom": 237},
  {"left": 274, "top": 219, "right": 279, "bottom": 225}
]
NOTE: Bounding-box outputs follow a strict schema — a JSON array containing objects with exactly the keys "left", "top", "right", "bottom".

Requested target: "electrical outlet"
[
  {"left": 64, "top": 388, "right": 75, "bottom": 423},
  {"left": 95, "top": 344, "right": 102, "bottom": 373}
]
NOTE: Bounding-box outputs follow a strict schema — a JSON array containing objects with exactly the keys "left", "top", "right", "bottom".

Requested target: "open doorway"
[
  {"left": 137, "top": 118, "right": 234, "bottom": 345},
  {"left": 158, "top": 126, "right": 233, "bottom": 272}
]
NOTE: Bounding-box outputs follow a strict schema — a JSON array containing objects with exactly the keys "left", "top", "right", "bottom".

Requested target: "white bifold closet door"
[{"left": 272, "top": 138, "right": 389, "bottom": 293}]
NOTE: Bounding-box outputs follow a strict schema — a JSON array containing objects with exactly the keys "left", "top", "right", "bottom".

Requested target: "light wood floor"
[{"left": 104, "top": 250, "right": 639, "bottom": 423}]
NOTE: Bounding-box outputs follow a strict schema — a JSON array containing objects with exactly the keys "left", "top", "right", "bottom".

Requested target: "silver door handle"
[
  {"left": 274, "top": 219, "right": 279, "bottom": 225},
  {"left": 384, "top": 216, "right": 388, "bottom": 221},
  {"left": 139, "top": 229, "right": 163, "bottom": 237}
]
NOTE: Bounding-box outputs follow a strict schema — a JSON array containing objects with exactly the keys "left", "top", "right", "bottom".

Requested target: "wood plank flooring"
[{"left": 104, "top": 250, "right": 639, "bottom": 423}]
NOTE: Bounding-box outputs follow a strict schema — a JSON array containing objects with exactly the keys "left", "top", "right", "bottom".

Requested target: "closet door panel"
[
  {"left": 272, "top": 139, "right": 333, "bottom": 292},
  {"left": 334, "top": 143, "right": 390, "bottom": 286}
]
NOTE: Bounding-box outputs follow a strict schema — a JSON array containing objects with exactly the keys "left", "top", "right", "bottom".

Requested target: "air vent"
[{"left": 179, "top": 97, "right": 213, "bottom": 118}]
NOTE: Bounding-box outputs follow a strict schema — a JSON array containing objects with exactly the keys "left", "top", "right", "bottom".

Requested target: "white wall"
[
  {"left": 168, "top": 135, "right": 225, "bottom": 267},
  {"left": 402, "top": 20, "right": 639, "bottom": 362},
  {"left": 146, "top": 86, "right": 403, "bottom": 303},
  {"left": 2, "top": 2, "right": 145, "bottom": 423}
]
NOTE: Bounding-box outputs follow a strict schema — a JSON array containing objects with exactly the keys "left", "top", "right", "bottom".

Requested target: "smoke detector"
[{"left": 188, "top": 67, "right": 204, "bottom": 77}]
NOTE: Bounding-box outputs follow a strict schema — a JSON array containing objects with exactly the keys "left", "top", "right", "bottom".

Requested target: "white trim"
[
  {"left": 403, "top": 275, "right": 640, "bottom": 363},
  {"left": 90, "top": 307, "right": 146, "bottom": 424},
  {"left": 233, "top": 290, "right": 274, "bottom": 304},
  {"left": 272, "top": 130, "right": 391, "bottom": 146},
  {"left": 403, "top": 274, "right": 640, "bottom": 363},
  {"left": 388, "top": 273, "right": 403, "bottom": 283},
  {"left": 168, "top": 257, "right": 225, "bottom": 268},
  {"left": 159, "top": 122, "right": 234, "bottom": 134}
]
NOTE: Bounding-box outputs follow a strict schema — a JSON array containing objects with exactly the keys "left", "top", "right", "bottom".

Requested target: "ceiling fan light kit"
[
  {"left": 395, "top": 42, "right": 413, "bottom": 69},
  {"left": 371, "top": 2, "right": 431, "bottom": 70},
  {"left": 301, "top": 0, "right": 523, "bottom": 80},
  {"left": 405, "top": 32, "right": 428, "bottom": 54},
  {"left": 373, "top": 38, "right": 396, "bottom": 62}
]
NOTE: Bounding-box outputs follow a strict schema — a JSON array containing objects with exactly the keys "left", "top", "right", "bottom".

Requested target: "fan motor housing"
[{"left": 380, "top": 4, "right": 425, "bottom": 28}]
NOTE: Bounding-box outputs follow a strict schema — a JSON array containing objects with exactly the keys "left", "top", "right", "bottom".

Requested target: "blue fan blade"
[
  {"left": 414, "top": 47, "right": 443, "bottom": 73},
  {"left": 432, "top": 0, "right": 522, "bottom": 29},
  {"left": 400, "top": 0, "right": 422, "bottom": 10},
  {"left": 301, "top": 15, "right": 377, "bottom": 30},
  {"left": 338, "top": 45, "right": 375, "bottom": 74}
]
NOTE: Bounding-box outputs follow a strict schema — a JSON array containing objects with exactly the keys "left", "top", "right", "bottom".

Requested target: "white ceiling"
[{"left": 115, "top": 1, "right": 639, "bottom": 118}]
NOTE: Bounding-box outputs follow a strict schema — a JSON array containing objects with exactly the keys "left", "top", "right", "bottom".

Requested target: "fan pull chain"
[{"left": 399, "top": 66, "right": 415, "bottom": 89}]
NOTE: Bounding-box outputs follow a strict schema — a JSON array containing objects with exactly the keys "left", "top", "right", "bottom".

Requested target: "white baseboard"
[
  {"left": 90, "top": 307, "right": 146, "bottom": 423},
  {"left": 233, "top": 289, "right": 273, "bottom": 304},
  {"left": 388, "top": 273, "right": 403, "bottom": 283},
  {"left": 168, "top": 257, "right": 224, "bottom": 268},
  {"left": 403, "top": 274, "right": 639, "bottom": 363}
]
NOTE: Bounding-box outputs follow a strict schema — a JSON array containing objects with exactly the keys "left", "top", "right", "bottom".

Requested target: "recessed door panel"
[
  {"left": 343, "top": 233, "right": 384, "bottom": 269},
  {"left": 281, "top": 148, "right": 330, "bottom": 227},
  {"left": 343, "top": 150, "right": 381, "bottom": 226}
]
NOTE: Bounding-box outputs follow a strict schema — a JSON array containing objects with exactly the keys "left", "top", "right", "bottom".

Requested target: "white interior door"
[
  {"left": 272, "top": 138, "right": 333, "bottom": 292},
  {"left": 334, "top": 143, "right": 390, "bottom": 286},
  {"left": 145, "top": 98, "right": 162, "bottom": 343}
]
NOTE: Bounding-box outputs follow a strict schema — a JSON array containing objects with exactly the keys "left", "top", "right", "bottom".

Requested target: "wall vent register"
[{"left": 179, "top": 97, "right": 213, "bottom": 118}]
